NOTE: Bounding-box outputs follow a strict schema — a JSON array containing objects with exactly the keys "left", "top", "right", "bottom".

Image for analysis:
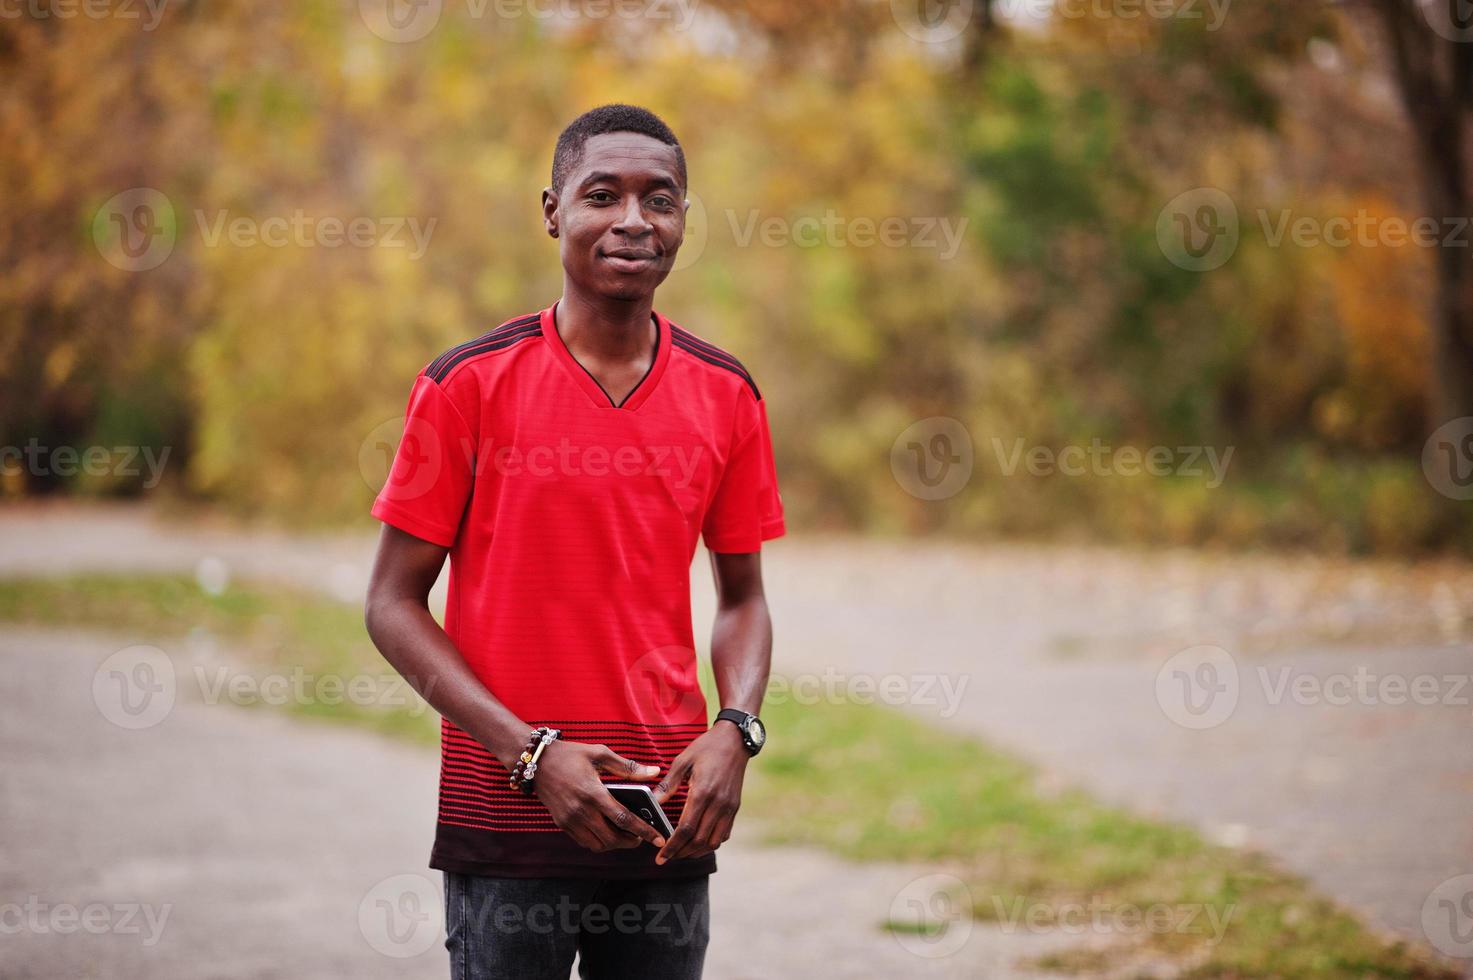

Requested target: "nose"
[{"left": 612, "top": 195, "right": 653, "bottom": 237}]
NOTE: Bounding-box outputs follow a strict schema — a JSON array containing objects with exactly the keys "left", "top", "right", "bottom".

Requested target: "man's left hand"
[{"left": 652, "top": 723, "right": 750, "bottom": 864}]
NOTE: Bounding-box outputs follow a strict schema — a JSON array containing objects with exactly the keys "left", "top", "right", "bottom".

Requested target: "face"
[{"left": 542, "top": 132, "right": 688, "bottom": 303}]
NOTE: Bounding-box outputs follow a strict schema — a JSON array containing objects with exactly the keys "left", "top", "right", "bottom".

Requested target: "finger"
[
  {"left": 591, "top": 815, "right": 644, "bottom": 850},
  {"left": 556, "top": 800, "right": 625, "bottom": 854},
  {"left": 596, "top": 795, "right": 665, "bottom": 848},
  {"left": 655, "top": 823, "right": 697, "bottom": 865},
  {"left": 653, "top": 757, "right": 692, "bottom": 804},
  {"left": 692, "top": 802, "right": 727, "bottom": 852},
  {"left": 592, "top": 746, "right": 661, "bottom": 781},
  {"left": 708, "top": 811, "right": 737, "bottom": 850},
  {"left": 559, "top": 811, "right": 605, "bottom": 853},
  {"left": 575, "top": 808, "right": 632, "bottom": 852},
  {"left": 679, "top": 795, "right": 726, "bottom": 856},
  {"left": 656, "top": 792, "right": 709, "bottom": 864}
]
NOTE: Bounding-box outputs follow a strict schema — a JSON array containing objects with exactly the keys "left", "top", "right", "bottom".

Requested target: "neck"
[{"left": 555, "top": 282, "right": 656, "bottom": 358}]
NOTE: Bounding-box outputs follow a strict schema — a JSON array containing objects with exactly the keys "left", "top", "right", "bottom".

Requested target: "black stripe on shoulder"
[
  {"left": 429, "top": 321, "right": 541, "bottom": 383},
  {"left": 427, "top": 316, "right": 542, "bottom": 386},
  {"left": 426, "top": 314, "right": 540, "bottom": 377},
  {"left": 670, "top": 324, "right": 750, "bottom": 371},
  {"left": 671, "top": 330, "right": 761, "bottom": 400}
]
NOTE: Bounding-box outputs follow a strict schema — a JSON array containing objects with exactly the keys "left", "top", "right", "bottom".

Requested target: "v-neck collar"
[{"left": 541, "top": 300, "right": 671, "bottom": 411}]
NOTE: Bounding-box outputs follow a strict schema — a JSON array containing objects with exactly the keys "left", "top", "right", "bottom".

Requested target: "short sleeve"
[
  {"left": 701, "top": 392, "right": 786, "bottom": 553},
  {"left": 370, "top": 374, "right": 475, "bottom": 548}
]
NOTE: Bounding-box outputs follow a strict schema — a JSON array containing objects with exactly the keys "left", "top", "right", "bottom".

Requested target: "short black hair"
[{"left": 550, "top": 103, "right": 687, "bottom": 196}]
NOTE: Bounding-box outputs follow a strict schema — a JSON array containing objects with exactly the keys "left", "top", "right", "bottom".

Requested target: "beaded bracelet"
[
  {"left": 508, "top": 727, "right": 546, "bottom": 789},
  {"left": 513, "top": 727, "right": 560, "bottom": 794},
  {"left": 516, "top": 727, "right": 560, "bottom": 795},
  {"left": 510, "top": 726, "right": 561, "bottom": 795}
]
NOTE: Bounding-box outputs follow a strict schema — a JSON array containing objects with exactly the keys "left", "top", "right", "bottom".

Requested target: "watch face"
[{"left": 747, "top": 718, "right": 766, "bottom": 746}]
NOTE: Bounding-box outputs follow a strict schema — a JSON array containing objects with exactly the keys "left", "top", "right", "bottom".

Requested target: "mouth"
[{"left": 601, "top": 249, "right": 660, "bottom": 274}]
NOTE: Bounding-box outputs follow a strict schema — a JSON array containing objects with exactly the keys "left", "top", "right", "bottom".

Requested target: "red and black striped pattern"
[
  {"left": 438, "top": 717, "right": 708, "bottom": 833},
  {"left": 669, "top": 324, "right": 761, "bottom": 399},
  {"left": 426, "top": 313, "right": 542, "bottom": 384}
]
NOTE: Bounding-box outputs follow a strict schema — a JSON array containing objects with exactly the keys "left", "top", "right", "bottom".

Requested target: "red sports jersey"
[{"left": 371, "top": 301, "right": 785, "bottom": 878}]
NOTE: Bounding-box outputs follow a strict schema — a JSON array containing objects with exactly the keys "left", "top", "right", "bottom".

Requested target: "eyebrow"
[{"left": 577, "top": 171, "right": 680, "bottom": 193}]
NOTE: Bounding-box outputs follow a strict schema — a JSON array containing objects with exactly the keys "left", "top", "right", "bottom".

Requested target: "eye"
[
  {"left": 648, "top": 195, "right": 676, "bottom": 210},
  {"left": 587, "top": 190, "right": 616, "bottom": 204}
]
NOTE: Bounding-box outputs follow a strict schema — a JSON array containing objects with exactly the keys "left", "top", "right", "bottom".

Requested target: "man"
[{"left": 364, "top": 104, "right": 785, "bottom": 980}]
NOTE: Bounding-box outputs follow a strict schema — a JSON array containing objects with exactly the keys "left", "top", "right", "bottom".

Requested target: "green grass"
[
  {"left": 0, "top": 572, "right": 1457, "bottom": 978},
  {"left": 747, "top": 694, "right": 1451, "bottom": 977},
  {"left": 0, "top": 572, "right": 439, "bottom": 744}
]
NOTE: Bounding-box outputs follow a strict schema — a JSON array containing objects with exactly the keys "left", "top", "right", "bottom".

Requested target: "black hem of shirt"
[{"left": 430, "top": 824, "right": 718, "bottom": 880}]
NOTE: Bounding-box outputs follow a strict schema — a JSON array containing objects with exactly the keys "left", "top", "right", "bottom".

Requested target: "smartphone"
[{"left": 605, "top": 783, "right": 675, "bottom": 839}]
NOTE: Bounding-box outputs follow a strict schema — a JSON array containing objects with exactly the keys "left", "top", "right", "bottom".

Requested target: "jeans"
[{"left": 443, "top": 871, "right": 710, "bottom": 980}]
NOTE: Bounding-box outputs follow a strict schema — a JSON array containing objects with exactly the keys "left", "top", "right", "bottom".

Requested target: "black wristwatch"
[{"left": 715, "top": 708, "right": 766, "bottom": 756}]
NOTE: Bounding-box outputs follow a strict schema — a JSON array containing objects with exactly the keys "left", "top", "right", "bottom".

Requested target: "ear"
[{"left": 541, "top": 187, "right": 560, "bottom": 239}]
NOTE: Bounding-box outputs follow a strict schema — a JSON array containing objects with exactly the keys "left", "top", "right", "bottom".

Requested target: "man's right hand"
[{"left": 531, "top": 740, "right": 668, "bottom": 853}]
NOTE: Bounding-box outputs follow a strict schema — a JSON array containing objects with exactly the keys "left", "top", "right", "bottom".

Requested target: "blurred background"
[{"left": 3, "top": 1, "right": 1473, "bottom": 978}]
